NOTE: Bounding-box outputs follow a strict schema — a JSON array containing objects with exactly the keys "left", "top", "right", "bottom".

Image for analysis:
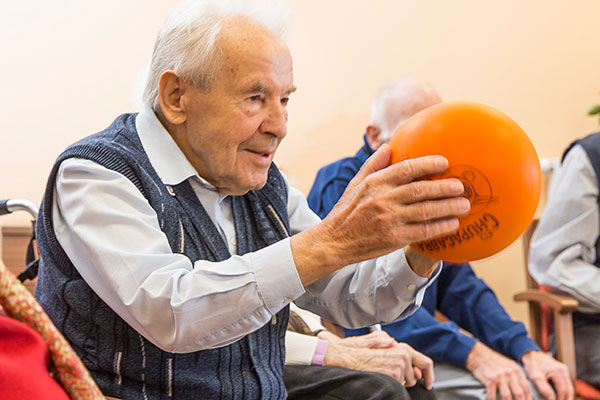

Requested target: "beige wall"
[{"left": 2, "top": 0, "right": 600, "bottom": 326}]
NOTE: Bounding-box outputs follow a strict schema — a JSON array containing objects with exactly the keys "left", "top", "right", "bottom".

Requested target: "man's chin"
[{"left": 220, "top": 174, "right": 269, "bottom": 196}]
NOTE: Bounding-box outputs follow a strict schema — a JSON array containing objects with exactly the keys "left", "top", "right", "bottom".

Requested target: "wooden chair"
[{"left": 514, "top": 219, "right": 600, "bottom": 399}]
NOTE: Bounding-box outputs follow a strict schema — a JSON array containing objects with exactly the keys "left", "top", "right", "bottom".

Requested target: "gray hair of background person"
[
  {"left": 370, "top": 78, "right": 441, "bottom": 142},
  {"left": 143, "top": 0, "right": 290, "bottom": 111}
]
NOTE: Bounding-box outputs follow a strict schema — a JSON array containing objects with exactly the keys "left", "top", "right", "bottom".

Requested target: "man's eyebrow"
[
  {"left": 250, "top": 83, "right": 268, "bottom": 93},
  {"left": 248, "top": 84, "right": 297, "bottom": 95}
]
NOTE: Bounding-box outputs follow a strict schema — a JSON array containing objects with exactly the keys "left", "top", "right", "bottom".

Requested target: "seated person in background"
[
  {"left": 284, "top": 304, "right": 436, "bottom": 399},
  {"left": 308, "top": 79, "right": 573, "bottom": 400},
  {"left": 529, "top": 132, "right": 600, "bottom": 390}
]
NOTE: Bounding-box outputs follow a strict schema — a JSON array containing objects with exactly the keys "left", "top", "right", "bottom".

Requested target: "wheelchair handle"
[{"left": 0, "top": 199, "right": 39, "bottom": 219}]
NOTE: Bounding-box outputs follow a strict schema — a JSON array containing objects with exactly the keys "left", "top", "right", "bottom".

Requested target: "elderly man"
[
  {"left": 308, "top": 79, "right": 573, "bottom": 400},
  {"left": 34, "top": 2, "right": 470, "bottom": 399}
]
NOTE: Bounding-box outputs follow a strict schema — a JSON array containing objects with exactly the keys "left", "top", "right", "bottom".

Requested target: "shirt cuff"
[
  {"left": 510, "top": 335, "right": 541, "bottom": 362},
  {"left": 251, "top": 238, "right": 305, "bottom": 314},
  {"left": 311, "top": 339, "right": 329, "bottom": 366},
  {"left": 388, "top": 251, "right": 442, "bottom": 313},
  {"left": 444, "top": 332, "right": 477, "bottom": 368},
  {"left": 285, "top": 331, "right": 320, "bottom": 366}
]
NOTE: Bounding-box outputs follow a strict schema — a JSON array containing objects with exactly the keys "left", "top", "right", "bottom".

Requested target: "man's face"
[{"left": 179, "top": 21, "right": 295, "bottom": 195}]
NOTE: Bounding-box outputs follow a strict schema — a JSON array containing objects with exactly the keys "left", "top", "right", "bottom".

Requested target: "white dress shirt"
[
  {"left": 52, "top": 107, "right": 437, "bottom": 353},
  {"left": 529, "top": 144, "right": 600, "bottom": 313}
]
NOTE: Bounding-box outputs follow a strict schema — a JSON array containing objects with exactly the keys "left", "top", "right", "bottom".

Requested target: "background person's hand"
[
  {"left": 466, "top": 341, "right": 532, "bottom": 400},
  {"left": 521, "top": 350, "right": 573, "bottom": 400}
]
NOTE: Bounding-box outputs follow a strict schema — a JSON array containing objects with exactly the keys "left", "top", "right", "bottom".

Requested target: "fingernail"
[
  {"left": 459, "top": 198, "right": 471, "bottom": 212},
  {"left": 435, "top": 156, "right": 449, "bottom": 169},
  {"left": 451, "top": 180, "right": 464, "bottom": 192},
  {"left": 448, "top": 218, "right": 460, "bottom": 230}
]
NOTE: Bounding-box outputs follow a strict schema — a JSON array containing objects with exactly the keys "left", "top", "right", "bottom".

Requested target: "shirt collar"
[
  {"left": 356, "top": 134, "right": 375, "bottom": 162},
  {"left": 135, "top": 107, "right": 217, "bottom": 190}
]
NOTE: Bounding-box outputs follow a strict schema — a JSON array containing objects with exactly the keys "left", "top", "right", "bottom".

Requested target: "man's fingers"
[
  {"left": 507, "top": 376, "right": 528, "bottom": 400},
  {"left": 531, "top": 375, "right": 556, "bottom": 400},
  {"left": 408, "top": 348, "right": 434, "bottom": 390},
  {"left": 401, "top": 196, "right": 471, "bottom": 223},
  {"left": 397, "top": 178, "right": 466, "bottom": 203},
  {"left": 486, "top": 381, "right": 499, "bottom": 400},
  {"left": 498, "top": 380, "right": 512, "bottom": 400},
  {"left": 420, "top": 363, "right": 435, "bottom": 390},
  {"left": 413, "top": 366, "right": 423, "bottom": 380},
  {"left": 403, "top": 361, "right": 417, "bottom": 388},
  {"left": 359, "top": 331, "right": 395, "bottom": 348},
  {"left": 357, "top": 147, "right": 450, "bottom": 188},
  {"left": 547, "top": 369, "right": 572, "bottom": 400},
  {"left": 398, "top": 218, "right": 460, "bottom": 244},
  {"left": 385, "top": 155, "right": 451, "bottom": 186},
  {"left": 353, "top": 144, "right": 394, "bottom": 183}
]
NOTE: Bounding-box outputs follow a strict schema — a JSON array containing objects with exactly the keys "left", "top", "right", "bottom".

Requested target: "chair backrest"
[
  {"left": 522, "top": 218, "right": 539, "bottom": 290},
  {"left": 521, "top": 218, "right": 554, "bottom": 351}
]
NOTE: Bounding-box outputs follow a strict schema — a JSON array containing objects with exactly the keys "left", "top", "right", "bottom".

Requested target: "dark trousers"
[{"left": 284, "top": 365, "right": 436, "bottom": 400}]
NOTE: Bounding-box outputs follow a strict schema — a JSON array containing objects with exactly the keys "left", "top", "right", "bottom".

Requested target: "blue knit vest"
[
  {"left": 35, "top": 113, "right": 291, "bottom": 399},
  {"left": 562, "top": 131, "right": 600, "bottom": 328}
]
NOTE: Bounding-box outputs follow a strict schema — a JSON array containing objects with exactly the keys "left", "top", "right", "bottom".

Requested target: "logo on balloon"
[
  {"left": 414, "top": 212, "right": 501, "bottom": 253},
  {"left": 443, "top": 165, "right": 498, "bottom": 215}
]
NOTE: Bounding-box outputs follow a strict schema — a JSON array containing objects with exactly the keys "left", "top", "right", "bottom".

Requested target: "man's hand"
[
  {"left": 291, "top": 144, "right": 470, "bottom": 286},
  {"left": 319, "top": 329, "right": 395, "bottom": 348},
  {"left": 521, "top": 350, "right": 573, "bottom": 400},
  {"left": 319, "top": 330, "right": 434, "bottom": 389},
  {"left": 466, "top": 342, "right": 532, "bottom": 400}
]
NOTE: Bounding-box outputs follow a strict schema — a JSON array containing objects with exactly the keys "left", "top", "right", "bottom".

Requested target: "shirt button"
[
  {"left": 230, "top": 237, "right": 237, "bottom": 246},
  {"left": 407, "top": 284, "right": 416, "bottom": 291}
]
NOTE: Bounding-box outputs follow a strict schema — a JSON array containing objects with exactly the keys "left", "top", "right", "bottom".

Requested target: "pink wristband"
[{"left": 311, "top": 339, "right": 329, "bottom": 366}]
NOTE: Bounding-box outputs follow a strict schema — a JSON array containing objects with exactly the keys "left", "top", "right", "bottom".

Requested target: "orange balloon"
[{"left": 389, "top": 101, "right": 542, "bottom": 262}]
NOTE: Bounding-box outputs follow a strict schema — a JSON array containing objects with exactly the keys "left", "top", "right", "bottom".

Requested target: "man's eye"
[
  {"left": 249, "top": 95, "right": 261, "bottom": 102},
  {"left": 280, "top": 97, "right": 289, "bottom": 106}
]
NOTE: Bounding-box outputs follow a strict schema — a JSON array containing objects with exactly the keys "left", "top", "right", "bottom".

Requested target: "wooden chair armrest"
[
  {"left": 514, "top": 289, "right": 579, "bottom": 313},
  {"left": 322, "top": 319, "right": 346, "bottom": 338}
]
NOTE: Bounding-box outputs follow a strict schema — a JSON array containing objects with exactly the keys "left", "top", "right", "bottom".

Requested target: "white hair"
[
  {"left": 143, "top": 0, "right": 290, "bottom": 111},
  {"left": 370, "top": 78, "right": 441, "bottom": 142}
]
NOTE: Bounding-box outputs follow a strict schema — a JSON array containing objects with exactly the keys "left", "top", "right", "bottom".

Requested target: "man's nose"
[{"left": 261, "top": 101, "right": 288, "bottom": 139}]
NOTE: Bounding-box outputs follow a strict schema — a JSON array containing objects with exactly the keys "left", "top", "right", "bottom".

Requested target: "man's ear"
[
  {"left": 365, "top": 124, "right": 385, "bottom": 150},
  {"left": 158, "top": 70, "right": 187, "bottom": 125}
]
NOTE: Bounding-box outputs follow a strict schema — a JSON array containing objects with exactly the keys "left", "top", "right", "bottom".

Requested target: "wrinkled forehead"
[
  {"left": 218, "top": 17, "right": 291, "bottom": 64},
  {"left": 213, "top": 17, "right": 293, "bottom": 91}
]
